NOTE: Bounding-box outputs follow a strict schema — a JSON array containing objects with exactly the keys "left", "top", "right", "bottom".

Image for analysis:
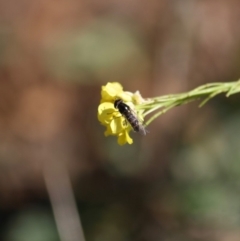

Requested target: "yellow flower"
[
  {"left": 98, "top": 82, "right": 142, "bottom": 145},
  {"left": 101, "top": 82, "right": 133, "bottom": 103}
]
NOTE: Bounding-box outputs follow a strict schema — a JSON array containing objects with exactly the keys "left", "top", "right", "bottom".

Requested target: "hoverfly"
[{"left": 114, "top": 99, "right": 147, "bottom": 135}]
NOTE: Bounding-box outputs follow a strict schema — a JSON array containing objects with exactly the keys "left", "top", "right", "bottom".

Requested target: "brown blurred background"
[{"left": 1, "top": 0, "right": 240, "bottom": 240}]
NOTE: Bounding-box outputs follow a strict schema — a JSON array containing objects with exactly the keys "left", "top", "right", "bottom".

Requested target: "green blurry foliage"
[
  {"left": 105, "top": 138, "right": 148, "bottom": 176},
  {"left": 172, "top": 114, "right": 240, "bottom": 181},
  {"left": 4, "top": 208, "right": 59, "bottom": 241},
  {"left": 171, "top": 113, "right": 240, "bottom": 228},
  {"left": 181, "top": 185, "right": 240, "bottom": 228},
  {"left": 87, "top": 205, "right": 132, "bottom": 241},
  {"left": 45, "top": 18, "right": 148, "bottom": 83}
]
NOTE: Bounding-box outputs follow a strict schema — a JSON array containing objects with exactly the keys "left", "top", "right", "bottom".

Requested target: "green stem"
[{"left": 139, "top": 80, "right": 240, "bottom": 126}]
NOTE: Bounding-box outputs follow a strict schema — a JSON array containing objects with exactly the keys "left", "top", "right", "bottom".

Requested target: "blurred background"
[{"left": 1, "top": 0, "right": 240, "bottom": 240}]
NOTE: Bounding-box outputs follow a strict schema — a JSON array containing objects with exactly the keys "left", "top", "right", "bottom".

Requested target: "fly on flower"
[
  {"left": 98, "top": 82, "right": 147, "bottom": 145},
  {"left": 114, "top": 99, "right": 147, "bottom": 135}
]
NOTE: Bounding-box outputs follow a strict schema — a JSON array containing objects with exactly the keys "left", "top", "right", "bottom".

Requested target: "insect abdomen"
[
  {"left": 114, "top": 99, "right": 147, "bottom": 135},
  {"left": 124, "top": 111, "right": 140, "bottom": 132}
]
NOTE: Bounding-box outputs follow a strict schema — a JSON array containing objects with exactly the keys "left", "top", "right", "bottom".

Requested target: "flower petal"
[
  {"left": 117, "top": 130, "right": 133, "bottom": 145},
  {"left": 101, "top": 82, "right": 123, "bottom": 101},
  {"left": 98, "top": 102, "right": 116, "bottom": 124},
  {"left": 118, "top": 91, "right": 133, "bottom": 102},
  {"left": 104, "top": 124, "right": 113, "bottom": 136},
  {"left": 109, "top": 117, "right": 126, "bottom": 134}
]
